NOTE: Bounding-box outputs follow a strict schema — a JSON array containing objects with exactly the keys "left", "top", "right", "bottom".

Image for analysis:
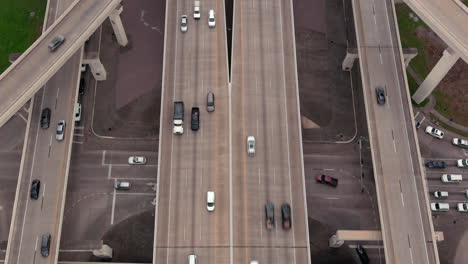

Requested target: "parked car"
[
  {"left": 452, "top": 138, "right": 468, "bottom": 148},
  {"left": 55, "top": 120, "right": 66, "bottom": 141},
  {"left": 434, "top": 191, "right": 448, "bottom": 198},
  {"left": 456, "top": 159, "right": 468, "bottom": 168},
  {"left": 425, "top": 160, "right": 446, "bottom": 169},
  {"left": 431, "top": 202, "right": 449, "bottom": 212},
  {"left": 40, "top": 108, "right": 51, "bottom": 129},
  {"left": 281, "top": 203, "right": 291, "bottom": 230},
  {"left": 316, "top": 174, "right": 338, "bottom": 187},
  {"left": 30, "top": 180, "right": 41, "bottom": 200},
  {"left": 265, "top": 202, "right": 275, "bottom": 229},
  {"left": 191, "top": 107, "right": 200, "bottom": 131},
  {"left": 425, "top": 126, "right": 444, "bottom": 139},
  {"left": 457, "top": 203, "right": 468, "bottom": 212},
  {"left": 247, "top": 136, "right": 255, "bottom": 156},
  {"left": 115, "top": 181, "right": 130, "bottom": 190},
  {"left": 208, "top": 9, "right": 216, "bottom": 28},
  {"left": 180, "top": 15, "right": 188, "bottom": 32},
  {"left": 375, "top": 87, "right": 386, "bottom": 105},
  {"left": 74, "top": 103, "right": 82, "bottom": 122},
  {"left": 48, "top": 35, "right": 65, "bottom": 51},
  {"left": 128, "top": 156, "right": 147, "bottom": 165},
  {"left": 207, "top": 91, "right": 215, "bottom": 112},
  {"left": 441, "top": 174, "right": 462, "bottom": 183}
]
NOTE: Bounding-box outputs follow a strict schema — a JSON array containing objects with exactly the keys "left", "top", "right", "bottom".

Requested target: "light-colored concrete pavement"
[
  {"left": 5, "top": 0, "right": 82, "bottom": 263},
  {"left": 0, "top": 0, "right": 122, "bottom": 128},
  {"left": 352, "top": 0, "right": 439, "bottom": 263},
  {"left": 403, "top": 0, "right": 468, "bottom": 62},
  {"left": 230, "top": 0, "right": 309, "bottom": 263},
  {"left": 154, "top": 0, "right": 230, "bottom": 263}
]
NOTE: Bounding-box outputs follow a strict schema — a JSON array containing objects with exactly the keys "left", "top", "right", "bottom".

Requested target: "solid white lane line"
[
  {"left": 102, "top": 150, "right": 106, "bottom": 166},
  {"left": 111, "top": 181, "right": 116, "bottom": 225},
  {"left": 107, "top": 165, "right": 112, "bottom": 179}
]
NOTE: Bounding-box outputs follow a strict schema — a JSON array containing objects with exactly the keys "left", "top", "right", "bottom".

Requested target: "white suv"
[
  {"left": 457, "top": 159, "right": 468, "bottom": 168},
  {"left": 425, "top": 126, "right": 444, "bottom": 139},
  {"left": 452, "top": 138, "right": 468, "bottom": 148},
  {"left": 457, "top": 203, "right": 468, "bottom": 212}
]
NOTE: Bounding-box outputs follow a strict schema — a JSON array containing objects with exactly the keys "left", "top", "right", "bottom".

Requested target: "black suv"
[
  {"left": 40, "top": 108, "right": 51, "bottom": 129},
  {"left": 30, "top": 180, "right": 41, "bottom": 200},
  {"left": 426, "top": 160, "right": 446, "bottom": 169},
  {"left": 281, "top": 203, "right": 291, "bottom": 230},
  {"left": 191, "top": 107, "right": 200, "bottom": 131}
]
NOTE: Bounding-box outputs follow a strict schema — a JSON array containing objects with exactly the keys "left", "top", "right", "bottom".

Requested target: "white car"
[
  {"left": 434, "top": 191, "right": 448, "bottom": 198},
  {"left": 80, "top": 64, "right": 87, "bottom": 72},
  {"left": 74, "top": 103, "right": 81, "bottom": 122},
  {"left": 180, "top": 15, "right": 188, "bottom": 32},
  {"left": 56, "top": 120, "right": 66, "bottom": 141},
  {"left": 430, "top": 202, "right": 449, "bottom": 212},
  {"left": 193, "top": 1, "right": 200, "bottom": 19},
  {"left": 208, "top": 9, "right": 215, "bottom": 28},
  {"left": 128, "top": 156, "right": 147, "bottom": 165},
  {"left": 425, "top": 126, "right": 444, "bottom": 139},
  {"left": 206, "top": 191, "right": 215, "bottom": 212},
  {"left": 247, "top": 136, "right": 255, "bottom": 156},
  {"left": 456, "top": 159, "right": 468, "bottom": 168},
  {"left": 452, "top": 138, "right": 468, "bottom": 148},
  {"left": 457, "top": 203, "right": 468, "bottom": 212}
]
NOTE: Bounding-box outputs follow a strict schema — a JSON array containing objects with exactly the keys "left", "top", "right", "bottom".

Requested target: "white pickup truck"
[{"left": 194, "top": 1, "right": 200, "bottom": 19}]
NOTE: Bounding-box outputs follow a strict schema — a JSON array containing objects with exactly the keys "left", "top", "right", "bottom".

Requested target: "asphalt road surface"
[
  {"left": 352, "top": 0, "right": 439, "bottom": 263},
  {"left": 230, "top": 0, "right": 309, "bottom": 263},
  {"left": 154, "top": 0, "right": 231, "bottom": 263}
]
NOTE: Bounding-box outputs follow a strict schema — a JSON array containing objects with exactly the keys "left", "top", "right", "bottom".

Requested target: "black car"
[
  {"left": 281, "top": 203, "right": 291, "bottom": 230},
  {"left": 355, "top": 244, "right": 369, "bottom": 264},
  {"left": 40, "top": 108, "right": 51, "bottom": 129},
  {"left": 191, "top": 107, "right": 200, "bottom": 131},
  {"left": 79, "top": 78, "right": 85, "bottom": 96},
  {"left": 30, "top": 180, "right": 41, "bottom": 200},
  {"left": 426, "top": 160, "right": 446, "bottom": 169},
  {"left": 375, "top": 87, "right": 386, "bottom": 105}
]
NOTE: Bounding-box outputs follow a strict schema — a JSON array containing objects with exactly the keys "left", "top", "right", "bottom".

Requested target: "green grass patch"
[
  {"left": 395, "top": 4, "right": 430, "bottom": 78},
  {"left": 463, "top": 0, "right": 468, "bottom": 7},
  {"left": 430, "top": 113, "right": 468, "bottom": 138},
  {"left": 0, "top": 0, "right": 47, "bottom": 74}
]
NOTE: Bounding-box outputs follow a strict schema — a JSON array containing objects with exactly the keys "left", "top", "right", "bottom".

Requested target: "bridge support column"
[
  {"left": 83, "top": 52, "right": 107, "bottom": 81},
  {"left": 412, "top": 48, "right": 460, "bottom": 103},
  {"left": 109, "top": 5, "right": 128, "bottom": 47},
  {"left": 329, "top": 230, "right": 382, "bottom": 248},
  {"left": 342, "top": 48, "right": 418, "bottom": 71}
]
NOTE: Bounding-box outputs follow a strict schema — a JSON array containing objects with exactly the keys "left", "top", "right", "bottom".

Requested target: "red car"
[{"left": 316, "top": 174, "right": 338, "bottom": 187}]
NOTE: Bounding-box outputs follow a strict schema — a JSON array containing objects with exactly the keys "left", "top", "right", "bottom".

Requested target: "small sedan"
[
  {"left": 316, "top": 174, "right": 338, "bottom": 187},
  {"left": 128, "top": 156, "right": 147, "bottom": 165},
  {"left": 375, "top": 87, "right": 386, "bottom": 105},
  {"left": 457, "top": 203, "right": 468, "bottom": 212},
  {"left": 425, "top": 160, "right": 446, "bottom": 169},
  {"left": 281, "top": 203, "right": 291, "bottom": 230},
  {"left": 434, "top": 191, "right": 448, "bottom": 198},
  {"left": 56, "top": 120, "right": 66, "bottom": 141},
  {"left": 180, "top": 15, "right": 188, "bottom": 32},
  {"left": 30, "top": 180, "right": 41, "bottom": 200},
  {"left": 457, "top": 159, "right": 468, "bottom": 168},
  {"left": 431, "top": 202, "right": 449, "bottom": 212},
  {"left": 247, "top": 136, "right": 255, "bottom": 156},
  {"left": 452, "top": 138, "right": 468, "bottom": 148},
  {"left": 48, "top": 35, "right": 65, "bottom": 51},
  {"left": 425, "top": 126, "right": 444, "bottom": 139}
]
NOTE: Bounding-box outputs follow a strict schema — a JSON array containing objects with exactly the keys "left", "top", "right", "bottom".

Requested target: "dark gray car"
[
  {"left": 375, "top": 87, "right": 386, "bottom": 105},
  {"left": 48, "top": 35, "right": 65, "bottom": 51},
  {"left": 41, "top": 233, "right": 51, "bottom": 257}
]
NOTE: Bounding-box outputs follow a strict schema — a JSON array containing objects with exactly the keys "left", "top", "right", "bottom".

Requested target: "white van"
[
  {"left": 441, "top": 174, "right": 463, "bottom": 183},
  {"left": 75, "top": 103, "right": 82, "bottom": 122},
  {"left": 207, "top": 191, "right": 215, "bottom": 212},
  {"left": 188, "top": 254, "right": 197, "bottom": 264}
]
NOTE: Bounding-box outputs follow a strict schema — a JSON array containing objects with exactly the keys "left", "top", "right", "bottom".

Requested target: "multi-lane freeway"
[
  {"left": 352, "top": 0, "right": 439, "bottom": 263},
  {"left": 0, "top": 0, "right": 121, "bottom": 128},
  {"left": 154, "top": 0, "right": 310, "bottom": 263}
]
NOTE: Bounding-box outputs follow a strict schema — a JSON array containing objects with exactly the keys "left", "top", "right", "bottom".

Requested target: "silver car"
[
  {"left": 247, "top": 136, "right": 255, "bottom": 156},
  {"left": 48, "top": 35, "right": 65, "bottom": 51},
  {"left": 56, "top": 120, "right": 66, "bottom": 141}
]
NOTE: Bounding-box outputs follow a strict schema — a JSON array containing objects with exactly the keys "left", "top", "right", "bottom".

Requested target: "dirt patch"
[{"left": 414, "top": 26, "right": 468, "bottom": 126}]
